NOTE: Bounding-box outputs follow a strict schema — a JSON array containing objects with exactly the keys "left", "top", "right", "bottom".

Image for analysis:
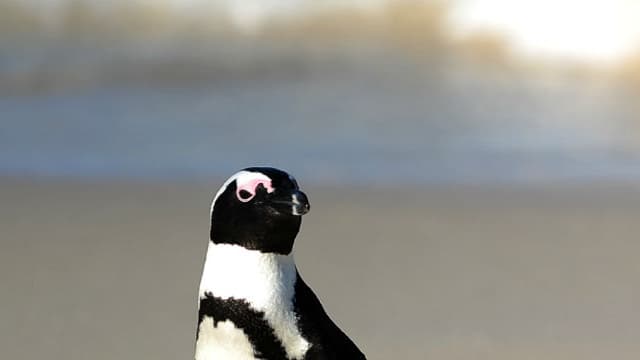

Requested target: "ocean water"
[{"left": 1, "top": 43, "right": 639, "bottom": 185}]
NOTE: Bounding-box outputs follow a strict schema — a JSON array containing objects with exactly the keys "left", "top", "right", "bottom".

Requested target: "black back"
[{"left": 294, "top": 274, "right": 367, "bottom": 360}]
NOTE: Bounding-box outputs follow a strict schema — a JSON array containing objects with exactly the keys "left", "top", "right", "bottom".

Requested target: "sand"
[{"left": 2, "top": 178, "right": 640, "bottom": 359}]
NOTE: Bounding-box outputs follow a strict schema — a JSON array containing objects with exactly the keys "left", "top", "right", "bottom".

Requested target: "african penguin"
[{"left": 195, "top": 167, "right": 366, "bottom": 360}]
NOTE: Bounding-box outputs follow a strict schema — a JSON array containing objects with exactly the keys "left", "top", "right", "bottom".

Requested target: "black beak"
[
  {"left": 291, "top": 190, "right": 310, "bottom": 216},
  {"left": 271, "top": 189, "right": 310, "bottom": 216}
]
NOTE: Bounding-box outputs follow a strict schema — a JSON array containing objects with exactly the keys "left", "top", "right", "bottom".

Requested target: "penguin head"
[{"left": 209, "top": 167, "right": 310, "bottom": 254}]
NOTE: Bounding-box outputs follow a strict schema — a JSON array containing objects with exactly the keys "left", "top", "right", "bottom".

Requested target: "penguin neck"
[
  {"left": 209, "top": 213, "right": 301, "bottom": 255},
  {"left": 198, "top": 242, "right": 298, "bottom": 310}
]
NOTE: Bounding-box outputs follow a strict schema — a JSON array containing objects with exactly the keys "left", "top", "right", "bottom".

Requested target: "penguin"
[{"left": 195, "top": 167, "right": 366, "bottom": 360}]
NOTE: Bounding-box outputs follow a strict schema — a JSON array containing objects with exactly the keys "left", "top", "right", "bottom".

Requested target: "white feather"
[
  {"left": 198, "top": 243, "right": 310, "bottom": 360},
  {"left": 195, "top": 317, "right": 256, "bottom": 360}
]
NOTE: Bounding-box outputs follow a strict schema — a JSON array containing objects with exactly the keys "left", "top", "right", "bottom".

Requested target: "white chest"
[
  {"left": 195, "top": 318, "right": 256, "bottom": 360},
  {"left": 197, "top": 243, "right": 310, "bottom": 360}
]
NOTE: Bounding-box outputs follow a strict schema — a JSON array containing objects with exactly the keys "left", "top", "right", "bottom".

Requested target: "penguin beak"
[
  {"left": 291, "top": 190, "right": 310, "bottom": 216},
  {"left": 271, "top": 189, "right": 310, "bottom": 216}
]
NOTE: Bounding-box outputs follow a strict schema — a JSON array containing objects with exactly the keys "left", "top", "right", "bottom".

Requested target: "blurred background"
[{"left": 2, "top": 0, "right": 640, "bottom": 359}]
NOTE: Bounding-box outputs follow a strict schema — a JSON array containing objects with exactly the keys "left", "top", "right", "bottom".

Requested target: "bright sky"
[
  {"left": 222, "top": 0, "right": 640, "bottom": 64},
  {"left": 37, "top": 0, "right": 640, "bottom": 63},
  {"left": 224, "top": 0, "right": 383, "bottom": 29},
  {"left": 449, "top": 0, "right": 640, "bottom": 64}
]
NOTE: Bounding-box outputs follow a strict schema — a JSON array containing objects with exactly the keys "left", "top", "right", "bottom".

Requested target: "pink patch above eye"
[{"left": 235, "top": 177, "right": 275, "bottom": 202}]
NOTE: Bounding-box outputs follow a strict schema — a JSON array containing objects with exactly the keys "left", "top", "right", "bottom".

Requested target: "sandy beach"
[{"left": 2, "top": 178, "right": 640, "bottom": 359}]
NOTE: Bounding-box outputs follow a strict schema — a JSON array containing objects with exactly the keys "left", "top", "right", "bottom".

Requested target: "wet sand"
[{"left": 2, "top": 178, "right": 640, "bottom": 359}]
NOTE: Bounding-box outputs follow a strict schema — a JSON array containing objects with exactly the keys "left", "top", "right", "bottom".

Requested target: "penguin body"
[{"left": 195, "top": 167, "right": 365, "bottom": 360}]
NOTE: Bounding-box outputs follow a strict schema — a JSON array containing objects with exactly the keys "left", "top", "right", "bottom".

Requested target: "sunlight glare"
[{"left": 451, "top": 0, "right": 640, "bottom": 64}]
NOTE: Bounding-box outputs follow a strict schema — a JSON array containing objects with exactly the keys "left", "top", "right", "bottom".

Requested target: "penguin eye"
[
  {"left": 234, "top": 174, "right": 274, "bottom": 203},
  {"left": 238, "top": 189, "right": 253, "bottom": 201}
]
